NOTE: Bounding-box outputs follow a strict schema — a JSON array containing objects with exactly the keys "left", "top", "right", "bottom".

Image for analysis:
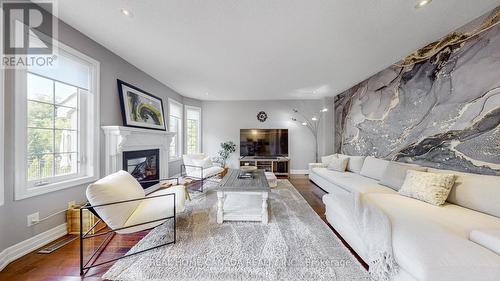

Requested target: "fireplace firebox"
[{"left": 123, "top": 149, "right": 160, "bottom": 189}]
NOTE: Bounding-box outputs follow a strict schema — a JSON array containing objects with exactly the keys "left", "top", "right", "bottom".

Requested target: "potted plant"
[{"left": 217, "top": 141, "right": 237, "bottom": 168}]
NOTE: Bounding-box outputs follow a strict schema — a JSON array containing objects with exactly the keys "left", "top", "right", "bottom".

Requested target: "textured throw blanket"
[{"left": 333, "top": 191, "right": 399, "bottom": 281}]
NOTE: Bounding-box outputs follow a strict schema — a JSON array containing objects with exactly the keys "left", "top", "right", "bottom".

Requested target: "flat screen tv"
[{"left": 240, "top": 129, "right": 288, "bottom": 157}]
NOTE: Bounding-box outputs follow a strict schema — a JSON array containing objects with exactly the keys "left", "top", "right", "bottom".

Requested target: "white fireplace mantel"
[{"left": 102, "top": 126, "right": 176, "bottom": 178}]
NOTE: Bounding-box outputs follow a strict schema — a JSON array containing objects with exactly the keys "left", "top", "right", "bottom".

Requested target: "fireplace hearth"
[{"left": 123, "top": 149, "right": 160, "bottom": 189}]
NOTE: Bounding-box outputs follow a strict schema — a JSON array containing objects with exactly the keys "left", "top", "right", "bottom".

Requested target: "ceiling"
[{"left": 56, "top": 0, "right": 499, "bottom": 100}]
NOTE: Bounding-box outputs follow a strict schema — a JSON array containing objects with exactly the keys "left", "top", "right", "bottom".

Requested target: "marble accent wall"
[{"left": 334, "top": 10, "right": 500, "bottom": 175}]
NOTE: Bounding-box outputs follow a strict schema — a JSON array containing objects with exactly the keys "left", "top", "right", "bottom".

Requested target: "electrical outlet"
[
  {"left": 27, "top": 212, "right": 39, "bottom": 227},
  {"left": 68, "top": 200, "right": 76, "bottom": 209}
]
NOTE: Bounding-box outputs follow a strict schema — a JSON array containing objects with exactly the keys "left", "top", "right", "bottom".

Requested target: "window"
[
  {"left": 168, "top": 99, "right": 183, "bottom": 160},
  {"left": 14, "top": 42, "right": 100, "bottom": 200},
  {"left": 185, "top": 106, "right": 201, "bottom": 154}
]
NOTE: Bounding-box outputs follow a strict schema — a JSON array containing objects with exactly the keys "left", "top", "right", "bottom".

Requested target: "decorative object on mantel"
[
  {"left": 216, "top": 141, "right": 237, "bottom": 167},
  {"left": 117, "top": 79, "right": 166, "bottom": 131},
  {"left": 256, "top": 111, "right": 268, "bottom": 122},
  {"left": 291, "top": 107, "right": 329, "bottom": 162}
]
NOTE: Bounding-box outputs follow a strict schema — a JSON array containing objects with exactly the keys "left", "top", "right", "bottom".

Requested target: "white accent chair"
[
  {"left": 80, "top": 170, "right": 186, "bottom": 275},
  {"left": 182, "top": 154, "right": 224, "bottom": 192}
]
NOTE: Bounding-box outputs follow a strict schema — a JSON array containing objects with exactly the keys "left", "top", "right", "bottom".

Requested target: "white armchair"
[
  {"left": 182, "top": 154, "right": 224, "bottom": 191},
  {"left": 80, "top": 170, "right": 186, "bottom": 275}
]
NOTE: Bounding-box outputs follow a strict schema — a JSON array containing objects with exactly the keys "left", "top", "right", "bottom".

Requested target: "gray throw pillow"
[{"left": 379, "top": 162, "right": 427, "bottom": 191}]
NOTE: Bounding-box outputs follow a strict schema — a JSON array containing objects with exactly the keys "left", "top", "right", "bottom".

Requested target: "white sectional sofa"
[{"left": 309, "top": 154, "right": 500, "bottom": 281}]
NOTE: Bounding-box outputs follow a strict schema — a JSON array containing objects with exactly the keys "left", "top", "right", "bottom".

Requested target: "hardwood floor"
[{"left": 0, "top": 175, "right": 366, "bottom": 280}]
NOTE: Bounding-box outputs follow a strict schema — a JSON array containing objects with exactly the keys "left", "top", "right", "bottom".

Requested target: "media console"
[{"left": 239, "top": 156, "right": 290, "bottom": 178}]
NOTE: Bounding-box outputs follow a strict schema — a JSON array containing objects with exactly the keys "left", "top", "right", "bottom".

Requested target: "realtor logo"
[{"left": 1, "top": 0, "right": 57, "bottom": 68}]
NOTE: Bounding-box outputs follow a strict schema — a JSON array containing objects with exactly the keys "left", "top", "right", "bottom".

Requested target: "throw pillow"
[
  {"left": 327, "top": 158, "right": 348, "bottom": 172},
  {"left": 379, "top": 162, "right": 427, "bottom": 191},
  {"left": 360, "top": 156, "right": 390, "bottom": 180},
  {"left": 338, "top": 155, "right": 366, "bottom": 173},
  {"left": 399, "top": 170, "right": 456, "bottom": 206},
  {"left": 321, "top": 154, "right": 338, "bottom": 164}
]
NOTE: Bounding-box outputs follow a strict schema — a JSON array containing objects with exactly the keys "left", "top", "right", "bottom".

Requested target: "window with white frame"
[
  {"left": 169, "top": 99, "right": 183, "bottom": 160},
  {"left": 185, "top": 105, "right": 201, "bottom": 154},
  {"left": 14, "top": 42, "right": 100, "bottom": 200}
]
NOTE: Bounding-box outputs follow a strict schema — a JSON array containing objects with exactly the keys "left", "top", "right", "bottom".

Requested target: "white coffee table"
[{"left": 216, "top": 169, "right": 270, "bottom": 224}]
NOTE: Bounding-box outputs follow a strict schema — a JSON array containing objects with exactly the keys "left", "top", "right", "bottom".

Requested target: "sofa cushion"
[
  {"left": 86, "top": 170, "right": 145, "bottom": 230},
  {"left": 470, "top": 229, "right": 500, "bottom": 256},
  {"left": 379, "top": 162, "right": 427, "bottom": 191},
  {"left": 311, "top": 167, "right": 395, "bottom": 195},
  {"left": 338, "top": 154, "right": 366, "bottom": 173},
  {"left": 327, "top": 157, "right": 348, "bottom": 172},
  {"left": 360, "top": 156, "right": 390, "bottom": 180},
  {"left": 399, "top": 170, "right": 456, "bottom": 206},
  {"left": 428, "top": 168, "right": 500, "bottom": 218},
  {"left": 365, "top": 193, "right": 500, "bottom": 281},
  {"left": 321, "top": 154, "right": 338, "bottom": 164},
  {"left": 121, "top": 186, "right": 186, "bottom": 234}
]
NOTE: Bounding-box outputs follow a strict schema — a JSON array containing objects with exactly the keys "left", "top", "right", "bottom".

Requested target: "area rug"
[{"left": 103, "top": 180, "right": 370, "bottom": 281}]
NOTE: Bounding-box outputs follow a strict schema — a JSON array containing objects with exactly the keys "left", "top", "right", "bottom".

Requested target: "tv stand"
[
  {"left": 253, "top": 156, "right": 278, "bottom": 160},
  {"left": 240, "top": 156, "right": 290, "bottom": 177}
]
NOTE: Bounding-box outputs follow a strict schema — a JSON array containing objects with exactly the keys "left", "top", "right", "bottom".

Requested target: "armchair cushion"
[
  {"left": 183, "top": 153, "right": 223, "bottom": 179},
  {"left": 192, "top": 156, "right": 213, "bottom": 169},
  {"left": 120, "top": 186, "right": 186, "bottom": 234},
  {"left": 86, "top": 170, "right": 145, "bottom": 231}
]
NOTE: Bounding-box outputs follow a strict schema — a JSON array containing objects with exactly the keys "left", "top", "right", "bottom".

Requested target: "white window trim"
[
  {"left": 184, "top": 105, "right": 202, "bottom": 154},
  {"left": 0, "top": 67, "right": 4, "bottom": 206},
  {"left": 14, "top": 40, "right": 100, "bottom": 200},
  {"left": 168, "top": 98, "right": 183, "bottom": 162}
]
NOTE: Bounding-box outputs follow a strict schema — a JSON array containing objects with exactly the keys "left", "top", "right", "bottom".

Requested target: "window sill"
[{"left": 15, "top": 174, "right": 99, "bottom": 201}]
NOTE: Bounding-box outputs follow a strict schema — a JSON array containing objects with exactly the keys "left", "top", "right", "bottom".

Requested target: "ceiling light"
[
  {"left": 415, "top": 0, "right": 431, "bottom": 9},
  {"left": 301, "top": 122, "right": 307, "bottom": 126},
  {"left": 311, "top": 117, "right": 318, "bottom": 121},
  {"left": 120, "top": 8, "right": 131, "bottom": 16},
  {"left": 321, "top": 108, "right": 328, "bottom": 112}
]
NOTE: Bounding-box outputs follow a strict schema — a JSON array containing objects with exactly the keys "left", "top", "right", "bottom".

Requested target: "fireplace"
[{"left": 123, "top": 149, "right": 160, "bottom": 189}]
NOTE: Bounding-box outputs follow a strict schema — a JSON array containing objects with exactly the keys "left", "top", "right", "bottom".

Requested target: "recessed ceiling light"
[
  {"left": 121, "top": 8, "right": 132, "bottom": 17},
  {"left": 321, "top": 108, "right": 328, "bottom": 112},
  {"left": 311, "top": 117, "right": 318, "bottom": 121},
  {"left": 301, "top": 122, "right": 307, "bottom": 126},
  {"left": 415, "top": 0, "right": 432, "bottom": 9}
]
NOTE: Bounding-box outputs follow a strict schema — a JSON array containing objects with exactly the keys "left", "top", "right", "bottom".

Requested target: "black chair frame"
[
  {"left": 180, "top": 164, "right": 223, "bottom": 192},
  {"left": 79, "top": 177, "right": 180, "bottom": 276}
]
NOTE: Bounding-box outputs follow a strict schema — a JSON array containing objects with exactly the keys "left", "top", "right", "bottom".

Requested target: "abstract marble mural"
[{"left": 334, "top": 9, "right": 500, "bottom": 176}]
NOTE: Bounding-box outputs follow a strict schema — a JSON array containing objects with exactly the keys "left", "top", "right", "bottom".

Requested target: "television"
[{"left": 240, "top": 129, "right": 288, "bottom": 157}]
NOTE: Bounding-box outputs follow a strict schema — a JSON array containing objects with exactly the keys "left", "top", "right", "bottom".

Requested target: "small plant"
[{"left": 218, "top": 141, "right": 237, "bottom": 167}]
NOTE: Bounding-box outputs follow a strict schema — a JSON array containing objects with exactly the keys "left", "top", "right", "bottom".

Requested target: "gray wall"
[
  {"left": 0, "top": 19, "right": 199, "bottom": 252},
  {"left": 202, "top": 100, "right": 334, "bottom": 171}
]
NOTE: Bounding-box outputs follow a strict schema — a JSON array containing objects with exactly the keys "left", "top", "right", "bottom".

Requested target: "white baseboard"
[
  {"left": 0, "top": 223, "right": 67, "bottom": 271},
  {"left": 290, "top": 169, "right": 309, "bottom": 175}
]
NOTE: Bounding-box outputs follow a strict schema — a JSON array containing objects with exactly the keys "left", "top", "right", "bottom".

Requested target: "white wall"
[{"left": 202, "top": 100, "right": 332, "bottom": 172}]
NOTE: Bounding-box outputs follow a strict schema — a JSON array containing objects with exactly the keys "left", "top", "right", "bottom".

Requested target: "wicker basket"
[{"left": 66, "top": 204, "right": 103, "bottom": 235}]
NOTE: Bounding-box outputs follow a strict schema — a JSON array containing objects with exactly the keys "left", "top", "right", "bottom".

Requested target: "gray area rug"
[{"left": 103, "top": 180, "right": 370, "bottom": 281}]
